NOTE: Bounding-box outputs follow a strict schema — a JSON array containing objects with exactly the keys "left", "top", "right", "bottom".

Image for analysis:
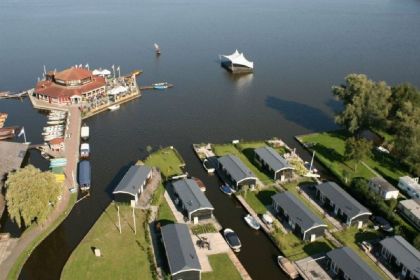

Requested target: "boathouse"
[
  {"left": 254, "top": 146, "right": 293, "bottom": 181},
  {"left": 380, "top": 236, "right": 420, "bottom": 280},
  {"left": 112, "top": 165, "right": 152, "bottom": 206},
  {"left": 33, "top": 67, "right": 106, "bottom": 105},
  {"left": 326, "top": 247, "right": 382, "bottom": 280},
  {"left": 271, "top": 192, "right": 327, "bottom": 241},
  {"left": 315, "top": 181, "right": 371, "bottom": 228},
  {"left": 161, "top": 223, "right": 201, "bottom": 280},
  {"left": 368, "top": 177, "right": 399, "bottom": 200},
  {"left": 217, "top": 155, "right": 257, "bottom": 190}
]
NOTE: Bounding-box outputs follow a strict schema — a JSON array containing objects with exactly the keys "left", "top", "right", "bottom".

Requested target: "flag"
[
  {"left": 18, "top": 127, "right": 25, "bottom": 137},
  {"left": 117, "top": 66, "right": 120, "bottom": 71},
  {"left": 85, "top": 63, "right": 89, "bottom": 69},
  {"left": 79, "top": 64, "right": 82, "bottom": 68},
  {"left": 112, "top": 65, "right": 115, "bottom": 70}
]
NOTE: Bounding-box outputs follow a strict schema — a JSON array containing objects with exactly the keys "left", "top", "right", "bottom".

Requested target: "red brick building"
[{"left": 34, "top": 67, "right": 106, "bottom": 104}]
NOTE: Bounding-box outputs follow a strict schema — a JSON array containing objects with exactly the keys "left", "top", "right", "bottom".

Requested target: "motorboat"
[
  {"left": 220, "top": 184, "right": 234, "bottom": 195},
  {"left": 81, "top": 124, "right": 89, "bottom": 140},
  {"left": 108, "top": 104, "right": 120, "bottom": 111},
  {"left": 262, "top": 212, "right": 274, "bottom": 225},
  {"left": 78, "top": 160, "right": 91, "bottom": 191},
  {"left": 47, "top": 120, "right": 65, "bottom": 125},
  {"left": 223, "top": 228, "right": 241, "bottom": 252},
  {"left": 80, "top": 143, "right": 90, "bottom": 158},
  {"left": 244, "top": 214, "right": 260, "bottom": 230},
  {"left": 153, "top": 82, "right": 172, "bottom": 90},
  {"left": 277, "top": 256, "right": 299, "bottom": 279},
  {"left": 0, "top": 127, "right": 15, "bottom": 140},
  {"left": 203, "top": 159, "right": 215, "bottom": 173}
]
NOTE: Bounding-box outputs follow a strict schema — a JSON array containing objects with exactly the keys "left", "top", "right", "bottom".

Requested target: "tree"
[
  {"left": 333, "top": 74, "right": 392, "bottom": 133},
  {"left": 344, "top": 137, "right": 373, "bottom": 171},
  {"left": 5, "top": 165, "right": 62, "bottom": 228},
  {"left": 414, "top": 235, "right": 420, "bottom": 250}
]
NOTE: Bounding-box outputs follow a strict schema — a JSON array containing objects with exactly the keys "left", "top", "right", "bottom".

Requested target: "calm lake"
[{"left": 0, "top": 0, "right": 419, "bottom": 279}]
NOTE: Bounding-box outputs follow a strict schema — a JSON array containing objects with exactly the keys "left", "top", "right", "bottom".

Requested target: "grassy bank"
[
  {"left": 144, "top": 146, "right": 185, "bottom": 180},
  {"left": 202, "top": 254, "right": 242, "bottom": 280},
  {"left": 61, "top": 204, "right": 154, "bottom": 280}
]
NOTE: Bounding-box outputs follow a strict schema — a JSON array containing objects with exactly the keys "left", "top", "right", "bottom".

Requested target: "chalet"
[
  {"left": 272, "top": 192, "right": 327, "bottom": 241},
  {"left": 112, "top": 165, "right": 152, "bottom": 206},
  {"left": 398, "top": 199, "right": 420, "bottom": 230},
  {"left": 161, "top": 223, "right": 201, "bottom": 280},
  {"left": 315, "top": 181, "right": 371, "bottom": 228},
  {"left": 217, "top": 155, "right": 257, "bottom": 190},
  {"left": 254, "top": 146, "right": 293, "bottom": 181},
  {"left": 380, "top": 236, "right": 420, "bottom": 280},
  {"left": 398, "top": 176, "right": 420, "bottom": 199},
  {"left": 172, "top": 178, "right": 214, "bottom": 223},
  {"left": 368, "top": 177, "right": 399, "bottom": 200},
  {"left": 326, "top": 247, "right": 382, "bottom": 280}
]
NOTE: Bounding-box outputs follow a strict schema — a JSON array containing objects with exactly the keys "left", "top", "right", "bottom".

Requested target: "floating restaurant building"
[
  {"left": 220, "top": 50, "right": 254, "bottom": 73},
  {"left": 33, "top": 67, "right": 106, "bottom": 105}
]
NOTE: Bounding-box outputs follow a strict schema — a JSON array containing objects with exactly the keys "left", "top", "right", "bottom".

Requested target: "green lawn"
[
  {"left": 157, "top": 198, "right": 176, "bottom": 224},
  {"left": 202, "top": 254, "right": 242, "bottom": 280},
  {"left": 213, "top": 143, "right": 273, "bottom": 184},
  {"left": 333, "top": 227, "right": 390, "bottom": 279},
  {"left": 242, "top": 187, "right": 277, "bottom": 214},
  {"left": 62, "top": 204, "right": 155, "bottom": 280},
  {"left": 144, "top": 147, "right": 185, "bottom": 180}
]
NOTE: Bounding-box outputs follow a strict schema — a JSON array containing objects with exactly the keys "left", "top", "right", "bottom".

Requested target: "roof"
[
  {"left": 218, "top": 155, "right": 256, "bottom": 184},
  {"left": 172, "top": 178, "right": 214, "bottom": 215},
  {"left": 316, "top": 181, "right": 371, "bottom": 219},
  {"left": 254, "top": 146, "right": 292, "bottom": 172},
  {"left": 399, "top": 176, "right": 420, "bottom": 192},
  {"left": 161, "top": 223, "right": 201, "bottom": 275},
  {"left": 54, "top": 67, "right": 92, "bottom": 81},
  {"left": 49, "top": 137, "right": 64, "bottom": 145},
  {"left": 222, "top": 50, "right": 254, "bottom": 69},
  {"left": 35, "top": 76, "right": 105, "bottom": 98},
  {"left": 369, "top": 177, "right": 398, "bottom": 192},
  {"left": 380, "top": 236, "right": 420, "bottom": 278},
  {"left": 271, "top": 191, "right": 326, "bottom": 231},
  {"left": 327, "top": 247, "right": 382, "bottom": 280},
  {"left": 113, "top": 165, "right": 152, "bottom": 196},
  {"left": 399, "top": 199, "right": 420, "bottom": 218},
  {"left": 0, "top": 141, "right": 29, "bottom": 181}
]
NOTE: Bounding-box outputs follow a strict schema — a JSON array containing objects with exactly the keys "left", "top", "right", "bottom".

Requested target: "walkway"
[{"left": 136, "top": 169, "right": 161, "bottom": 209}]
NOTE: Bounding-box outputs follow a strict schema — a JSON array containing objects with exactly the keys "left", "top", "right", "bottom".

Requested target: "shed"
[
  {"left": 172, "top": 178, "right": 214, "bottom": 222},
  {"left": 272, "top": 191, "right": 327, "bottom": 241},
  {"left": 254, "top": 146, "right": 293, "bottom": 181},
  {"left": 161, "top": 223, "right": 201, "bottom": 280},
  {"left": 113, "top": 165, "right": 152, "bottom": 205},
  {"left": 217, "top": 155, "right": 257, "bottom": 190}
]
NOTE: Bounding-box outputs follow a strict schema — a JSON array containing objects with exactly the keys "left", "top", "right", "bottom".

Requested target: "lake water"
[{"left": 0, "top": 0, "right": 419, "bottom": 279}]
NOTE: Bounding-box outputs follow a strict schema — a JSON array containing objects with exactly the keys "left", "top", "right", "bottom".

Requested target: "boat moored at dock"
[
  {"left": 152, "top": 82, "right": 173, "bottom": 90},
  {"left": 80, "top": 143, "right": 90, "bottom": 158},
  {"left": 78, "top": 160, "right": 91, "bottom": 191},
  {"left": 277, "top": 256, "right": 299, "bottom": 279},
  {"left": 81, "top": 124, "right": 89, "bottom": 140},
  {"left": 244, "top": 214, "right": 261, "bottom": 230},
  {"left": 223, "top": 228, "right": 242, "bottom": 252},
  {"left": 108, "top": 104, "right": 120, "bottom": 111},
  {"left": 220, "top": 184, "right": 234, "bottom": 195}
]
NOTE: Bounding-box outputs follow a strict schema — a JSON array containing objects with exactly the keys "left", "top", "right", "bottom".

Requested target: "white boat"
[
  {"left": 80, "top": 143, "right": 90, "bottom": 158},
  {"left": 81, "top": 124, "right": 89, "bottom": 140},
  {"left": 262, "top": 212, "right": 273, "bottom": 225},
  {"left": 47, "top": 120, "right": 65, "bottom": 125},
  {"left": 108, "top": 104, "right": 120, "bottom": 111},
  {"left": 223, "top": 228, "right": 241, "bottom": 252},
  {"left": 244, "top": 214, "right": 260, "bottom": 230},
  {"left": 277, "top": 256, "right": 299, "bottom": 279}
]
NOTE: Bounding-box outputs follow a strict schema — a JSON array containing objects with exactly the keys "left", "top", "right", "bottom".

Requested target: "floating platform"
[{"left": 221, "top": 61, "right": 253, "bottom": 74}]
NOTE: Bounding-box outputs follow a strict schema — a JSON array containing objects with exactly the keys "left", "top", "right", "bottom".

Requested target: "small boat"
[
  {"left": 220, "top": 184, "right": 234, "bottom": 195},
  {"left": 108, "top": 104, "right": 120, "bottom": 111},
  {"left": 152, "top": 82, "right": 169, "bottom": 90},
  {"left": 80, "top": 143, "right": 90, "bottom": 158},
  {"left": 154, "top": 43, "right": 161, "bottom": 55},
  {"left": 244, "top": 214, "right": 260, "bottom": 230},
  {"left": 203, "top": 159, "right": 215, "bottom": 173},
  {"left": 47, "top": 120, "right": 65, "bottom": 125},
  {"left": 78, "top": 160, "right": 91, "bottom": 191},
  {"left": 277, "top": 256, "right": 299, "bottom": 279},
  {"left": 223, "top": 228, "right": 241, "bottom": 252},
  {"left": 81, "top": 124, "right": 89, "bottom": 140},
  {"left": 193, "top": 177, "right": 206, "bottom": 192},
  {"left": 262, "top": 212, "right": 274, "bottom": 225},
  {"left": 0, "top": 127, "right": 15, "bottom": 140}
]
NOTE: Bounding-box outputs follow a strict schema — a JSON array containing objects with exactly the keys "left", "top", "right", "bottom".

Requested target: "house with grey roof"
[
  {"left": 112, "top": 165, "right": 152, "bottom": 205},
  {"left": 398, "top": 176, "right": 420, "bottom": 199},
  {"left": 398, "top": 199, "right": 420, "bottom": 230},
  {"left": 327, "top": 247, "right": 382, "bottom": 280},
  {"left": 172, "top": 178, "right": 214, "bottom": 222},
  {"left": 315, "top": 181, "right": 371, "bottom": 228},
  {"left": 271, "top": 191, "right": 327, "bottom": 241},
  {"left": 254, "top": 146, "right": 294, "bottom": 181},
  {"left": 368, "top": 177, "right": 399, "bottom": 200},
  {"left": 161, "top": 223, "right": 201, "bottom": 280},
  {"left": 380, "top": 236, "right": 420, "bottom": 280},
  {"left": 217, "top": 155, "right": 257, "bottom": 190}
]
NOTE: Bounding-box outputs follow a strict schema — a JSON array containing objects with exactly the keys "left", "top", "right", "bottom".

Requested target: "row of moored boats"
[
  {"left": 43, "top": 110, "right": 67, "bottom": 141},
  {"left": 78, "top": 124, "right": 91, "bottom": 192}
]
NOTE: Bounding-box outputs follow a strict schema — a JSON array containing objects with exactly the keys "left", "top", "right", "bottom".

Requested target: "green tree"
[
  {"left": 414, "top": 235, "right": 420, "bottom": 250},
  {"left": 5, "top": 165, "right": 62, "bottom": 228},
  {"left": 333, "top": 74, "right": 392, "bottom": 133},
  {"left": 344, "top": 137, "right": 373, "bottom": 171}
]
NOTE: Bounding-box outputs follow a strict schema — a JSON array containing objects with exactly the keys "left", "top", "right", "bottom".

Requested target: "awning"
[{"left": 108, "top": 86, "right": 128, "bottom": 96}]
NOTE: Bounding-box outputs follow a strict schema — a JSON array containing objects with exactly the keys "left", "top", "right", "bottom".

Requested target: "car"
[{"left": 371, "top": 216, "right": 394, "bottom": 233}]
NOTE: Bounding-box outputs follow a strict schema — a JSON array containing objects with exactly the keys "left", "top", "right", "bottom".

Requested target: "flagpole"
[
  {"left": 23, "top": 129, "right": 27, "bottom": 143},
  {"left": 132, "top": 207, "right": 136, "bottom": 235},
  {"left": 117, "top": 205, "right": 122, "bottom": 234}
]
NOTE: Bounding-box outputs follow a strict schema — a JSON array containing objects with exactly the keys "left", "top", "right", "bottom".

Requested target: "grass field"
[
  {"left": 144, "top": 147, "right": 185, "bottom": 179},
  {"left": 242, "top": 186, "right": 277, "bottom": 214},
  {"left": 61, "top": 204, "right": 154, "bottom": 280},
  {"left": 202, "top": 254, "right": 242, "bottom": 280}
]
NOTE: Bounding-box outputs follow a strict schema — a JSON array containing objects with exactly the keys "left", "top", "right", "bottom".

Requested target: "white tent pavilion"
[
  {"left": 92, "top": 69, "right": 111, "bottom": 77},
  {"left": 108, "top": 86, "right": 128, "bottom": 96},
  {"left": 221, "top": 50, "right": 254, "bottom": 70}
]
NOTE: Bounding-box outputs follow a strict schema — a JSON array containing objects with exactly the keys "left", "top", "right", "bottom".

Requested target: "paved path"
[
  {"left": 192, "top": 233, "right": 230, "bottom": 272},
  {"left": 164, "top": 191, "right": 185, "bottom": 223},
  {"left": 136, "top": 169, "right": 161, "bottom": 209}
]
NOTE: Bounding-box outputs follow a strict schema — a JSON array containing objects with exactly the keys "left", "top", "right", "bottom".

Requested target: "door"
[
  {"left": 193, "top": 217, "right": 199, "bottom": 224},
  {"left": 310, "top": 234, "right": 316, "bottom": 242},
  {"left": 357, "top": 220, "right": 363, "bottom": 229}
]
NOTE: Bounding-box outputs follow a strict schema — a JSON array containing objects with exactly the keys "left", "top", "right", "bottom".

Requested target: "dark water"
[{"left": 0, "top": 0, "right": 419, "bottom": 279}]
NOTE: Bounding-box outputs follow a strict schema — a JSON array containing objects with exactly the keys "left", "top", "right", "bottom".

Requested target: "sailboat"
[{"left": 154, "top": 43, "right": 161, "bottom": 55}]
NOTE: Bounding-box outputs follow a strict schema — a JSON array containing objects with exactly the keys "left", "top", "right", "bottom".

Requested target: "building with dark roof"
[
  {"left": 380, "top": 236, "right": 420, "bottom": 280},
  {"left": 33, "top": 67, "right": 106, "bottom": 104},
  {"left": 254, "top": 146, "right": 293, "bottom": 181},
  {"left": 113, "top": 165, "right": 152, "bottom": 205},
  {"left": 398, "top": 199, "right": 420, "bottom": 230},
  {"left": 161, "top": 223, "right": 201, "bottom": 280},
  {"left": 315, "top": 181, "right": 371, "bottom": 228},
  {"left": 172, "top": 178, "right": 214, "bottom": 222},
  {"left": 368, "top": 177, "right": 399, "bottom": 200},
  {"left": 217, "top": 155, "right": 257, "bottom": 190},
  {"left": 272, "top": 191, "right": 327, "bottom": 241},
  {"left": 327, "top": 247, "right": 382, "bottom": 280}
]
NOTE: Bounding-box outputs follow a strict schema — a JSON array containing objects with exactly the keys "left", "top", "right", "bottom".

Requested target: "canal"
[{"left": 0, "top": 0, "right": 419, "bottom": 279}]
